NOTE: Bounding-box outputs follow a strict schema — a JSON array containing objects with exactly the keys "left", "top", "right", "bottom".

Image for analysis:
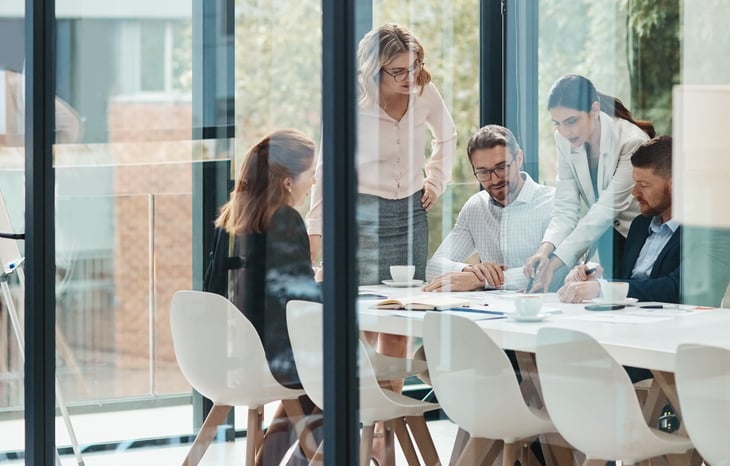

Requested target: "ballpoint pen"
[
  {"left": 525, "top": 276, "right": 534, "bottom": 294},
  {"left": 525, "top": 262, "right": 538, "bottom": 293}
]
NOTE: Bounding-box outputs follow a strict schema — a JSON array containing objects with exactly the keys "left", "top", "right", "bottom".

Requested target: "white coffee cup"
[
  {"left": 599, "top": 281, "right": 629, "bottom": 302},
  {"left": 514, "top": 295, "right": 542, "bottom": 316},
  {"left": 390, "top": 265, "right": 415, "bottom": 283}
]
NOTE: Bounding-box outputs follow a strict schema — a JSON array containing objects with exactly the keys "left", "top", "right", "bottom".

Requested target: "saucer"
[
  {"left": 590, "top": 297, "right": 639, "bottom": 306},
  {"left": 509, "top": 312, "right": 548, "bottom": 322},
  {"left": 382, "top": 279, "right": 424, "bottom": 288}
]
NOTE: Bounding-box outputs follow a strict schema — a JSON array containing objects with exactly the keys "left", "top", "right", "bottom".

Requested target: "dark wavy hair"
[{"left": 547, "top": 74, "right": 656, "bottom": 138}]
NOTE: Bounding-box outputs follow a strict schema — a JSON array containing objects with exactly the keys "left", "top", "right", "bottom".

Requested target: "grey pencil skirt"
[{"left": 357, "top": 191, "right": 428, "bottom": 285}]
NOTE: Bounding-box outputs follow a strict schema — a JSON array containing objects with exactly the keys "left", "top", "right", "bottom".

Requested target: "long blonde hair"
[
  {"left": 357, "top": 23, "right": 431, "bottom": 106},
  {"left": 215, "top": 129, "right": 315, "bottom": 234}
]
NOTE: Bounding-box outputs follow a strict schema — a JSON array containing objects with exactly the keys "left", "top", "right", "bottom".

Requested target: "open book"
[{"left": 374, "top": 294, "right": 471, "bottom": 311}]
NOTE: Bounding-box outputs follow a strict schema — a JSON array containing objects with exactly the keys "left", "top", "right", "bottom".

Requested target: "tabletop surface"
[{"left": 357, "top": 285, "right": 730, "bottom": 372}]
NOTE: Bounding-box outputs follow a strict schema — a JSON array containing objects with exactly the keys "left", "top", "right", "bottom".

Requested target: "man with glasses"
[{"left": 424, "top": 125, "right": 555, "bottom": 291}]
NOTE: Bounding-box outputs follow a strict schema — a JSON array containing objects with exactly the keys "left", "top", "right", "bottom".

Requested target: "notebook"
[{"left": 374, "top": 294, "right": 471, "bottom": 311}]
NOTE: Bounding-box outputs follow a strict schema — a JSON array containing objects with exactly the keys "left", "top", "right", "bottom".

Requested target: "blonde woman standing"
[
  {"left": 307, "top": 23, "right": 457, "bottom": 284},
  {"left": 307, "top": 25, "right": 456, "bottom": 397}
]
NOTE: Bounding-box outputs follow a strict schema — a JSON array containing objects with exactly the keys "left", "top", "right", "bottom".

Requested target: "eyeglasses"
[
  {"left": 473, "top": 157, "right": 517, "bottom": 182},
  {"left": 381, "top": 61, "right": 424, "bottom": 82}
]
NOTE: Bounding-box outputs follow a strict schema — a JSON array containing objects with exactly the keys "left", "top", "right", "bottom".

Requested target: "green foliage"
[
  {"left": 537, "top": 0, "right": 678, "bottom": 182},
  {"left": 234, "top": 0, "right": 323, "bottom": 149},
  {"left": 625, "top": 0, "right": 680, "bottom": 136},
  {"left": 225, "top": 0, "right": 679, "bottom": 255}
]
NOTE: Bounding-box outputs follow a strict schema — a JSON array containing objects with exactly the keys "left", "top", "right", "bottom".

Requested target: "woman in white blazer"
[{"left": 525, "top": 74, "right": 655, "bottom": 291}]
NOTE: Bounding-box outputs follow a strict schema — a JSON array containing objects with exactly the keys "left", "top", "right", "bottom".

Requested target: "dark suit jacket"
[{"left": 620, "top": 215, "right": 681, "bottom": 303}]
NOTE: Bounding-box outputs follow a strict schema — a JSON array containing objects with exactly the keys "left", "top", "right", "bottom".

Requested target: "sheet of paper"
[
  {"left": 565, "top": 313, "right": 674, "bottom": 324},
  {"left": 387, "top": 310, "right": 505, "bottom": 321}
]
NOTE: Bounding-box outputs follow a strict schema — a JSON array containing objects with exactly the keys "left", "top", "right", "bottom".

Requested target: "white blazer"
[{"left": 543, "top": 111, "right": 648, "bottom": 267}]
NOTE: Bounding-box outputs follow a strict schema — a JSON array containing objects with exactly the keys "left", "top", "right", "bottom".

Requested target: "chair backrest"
[
  {"left": 536, "top": 327, "right": 647, "bottom": 460},
  {"left": 676, "top": 343, "right": 730, "bottom": 466},
  {"left": 170, "top": 290, "right": 289, "bottom": 406},
  {"left": 285, "top": 300, "right": 327, "bottom": 409},
  {"left": 423, "top": 312, "right": 542, "bottom": 441},
  {"left": 286, "top": 300, "right": 390, "bottom": 420}
]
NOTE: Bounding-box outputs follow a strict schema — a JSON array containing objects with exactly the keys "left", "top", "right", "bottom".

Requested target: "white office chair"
[
  {"left": 170, "top": 290, "right": 314, "bottom": 466},
  {"left": 286, "top": 300, "right": 441, "bottom": 466},
  {"left": 536, "top": 327, "right": 693, "bottom": 465},
  {"left": 675, "top": 343, "right": 730, "bottom": 466},
  {"left": 423, "top": 312, "right": 558, "bottom": 466}
]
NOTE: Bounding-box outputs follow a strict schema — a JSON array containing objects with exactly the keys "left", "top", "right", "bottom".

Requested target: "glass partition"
[
  {"left": 5, "top": 0, "right": 730, "bottom": 464},
  {"left": 0, "top": 1, "right": 25, "bottom": 461}
]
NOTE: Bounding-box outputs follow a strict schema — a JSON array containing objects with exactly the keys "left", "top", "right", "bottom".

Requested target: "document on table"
[
  {"left": 387, "top": 309, "right": 506, "bottom": 321},
  {"left": 566, "top": 313, "right": 675, "bottom": 324}
]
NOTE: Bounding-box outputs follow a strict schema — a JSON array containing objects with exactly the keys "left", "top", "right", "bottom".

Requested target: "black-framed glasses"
[
  {"left": 473, "top": 156, "right": 517, "bottom": 182},
  {"left": 381, "top": 61, "right": 424, "bottom": 82}
]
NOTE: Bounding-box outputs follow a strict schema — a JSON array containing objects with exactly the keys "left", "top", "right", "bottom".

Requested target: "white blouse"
[{"left": 306, "top": 82, "right": 457, "bottom": 236}]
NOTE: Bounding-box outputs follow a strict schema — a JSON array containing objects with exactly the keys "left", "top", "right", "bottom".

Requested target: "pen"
[
  {"left": 525, "top": 262, "right": 538, "bottom": 293},
  {"left": 525, "top": 276, "right": 534, "bottom": 294},
  {"left": 449, "top": 307, "right": 504, "bottom": 316},
  {"left": 640, "top": 305, "right": 663, "bottom": 309}
]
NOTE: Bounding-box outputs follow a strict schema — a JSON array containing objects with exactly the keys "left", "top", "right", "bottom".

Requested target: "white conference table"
[
  {"left": 358, "top": 285, "right": 727, "bottom": 464},
  {"left": 358, "top": 285, "right": 730, "bottom": 373}
]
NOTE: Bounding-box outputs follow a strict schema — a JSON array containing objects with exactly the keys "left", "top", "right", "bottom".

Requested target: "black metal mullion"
[
  {"left": 505, "top": 0, "right": 539, "bottom": 180},
  {"left": 191, "top": 0, "right": 235, "bottom": 437},
  {"left": 25, "top": 0, "right": 57, "bottom": 464},
  {"left": 480, "top": 0, "right": 506, "bottom": 126},
  {"left": 322, "top": 0, "right": 359, "bottom": 464}
]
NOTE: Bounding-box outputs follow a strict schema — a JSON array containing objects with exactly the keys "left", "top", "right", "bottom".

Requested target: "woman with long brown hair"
[{"left": 216, "top": 128, "right": 321, "bottom": 465}]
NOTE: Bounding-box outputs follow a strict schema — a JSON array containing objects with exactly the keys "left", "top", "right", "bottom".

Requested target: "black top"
[{"left": 231, "top": 205, "right": 321, "bottom": 388}]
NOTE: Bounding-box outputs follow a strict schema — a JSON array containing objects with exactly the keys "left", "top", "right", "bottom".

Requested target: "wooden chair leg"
[
  {"left": 502, "top": 442, "right": 518, "bottom": 466},
  {"left": 450, "top": 427, "right": 470, "bottom": 466},
  {"left": 454, "top": 437, "right": 491, "bottom": 466},
  {"left": 665, "top": 452, "right": 693, "bottom": 466},
  {"left": 521, "top": 440, "right": 534, "bottom": 466},
  {"left": 541, "top": 432, "right": 577, "bottom": 466},
  {"left": 689, "top": 449, "right": 704, "bottom": 466},
  {"left": 581, "top": 459, "right": 607, "bottom": 466},
  {"left": 309, "top": 440, "right": 324, "bottom": 466},
  {"left": 281, "top": 398, "right": 320, "bottom": 461},
  {"left": 182, "top": 404, "right": 232, "bottom": 466},
  {"left": 246, "top": 406, "right": 263, "bottom": 466},
  {"left": 392, "top": 417, "right": 420, "bottom": 466},
  {"left": 405, "top": 415, "right": 441, "bottom": 466},
  {"left": 361, "top": 424, "right": 375, "bottom": 466},
  {"left": 480, "top": 439, "right": 503, "bottom": 466},
  {"left": 383, "top": 420, "right": 396, "bottom": 466}
]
